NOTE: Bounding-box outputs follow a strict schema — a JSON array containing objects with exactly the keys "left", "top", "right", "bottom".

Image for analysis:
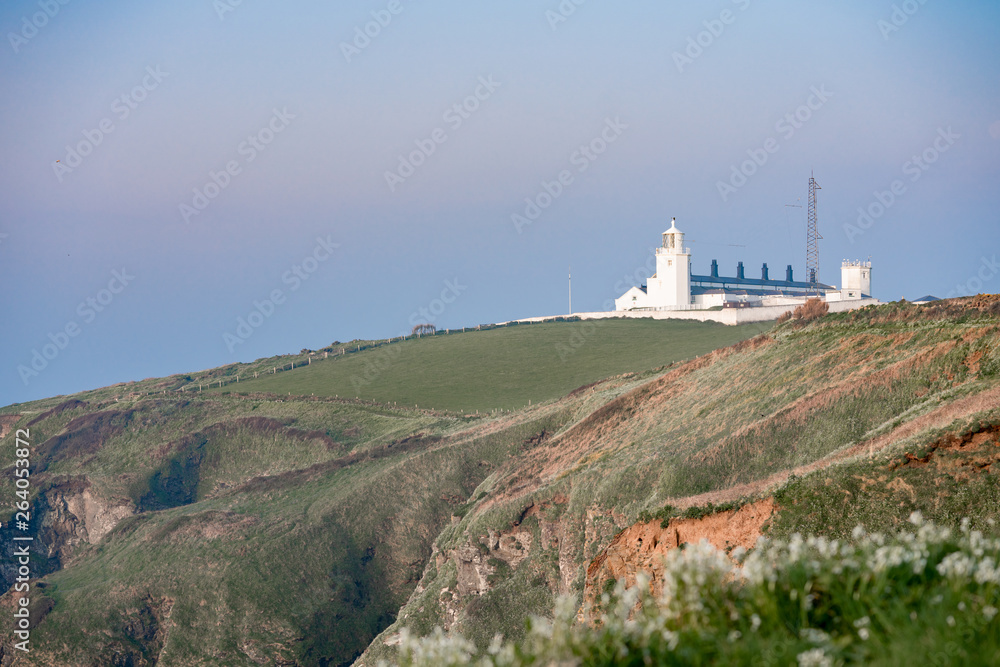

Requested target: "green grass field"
[{"left": 212, "top": 319, "right": 772, "bottom": 412}]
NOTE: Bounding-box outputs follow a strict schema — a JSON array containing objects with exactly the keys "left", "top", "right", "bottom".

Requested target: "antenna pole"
[
  {"left": 568, "top": 265, "right": 572, "bottom": 314},
  {"left": 807, "top": 173, "right": 822, "bottom": 283}
]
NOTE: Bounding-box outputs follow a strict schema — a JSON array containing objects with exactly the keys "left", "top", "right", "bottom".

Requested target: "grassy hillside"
[
  {"left": 0, "top": 393, "right": 584, "bottom": 666},
  {"left": 210, "top": 319, "right": 771, "bottom": 412},
  {"left": 358, "top": 298, "right": 1000, "bottom": 664},
  {"left": 2, "top": 299, "right": 999, "bottom": 666}
]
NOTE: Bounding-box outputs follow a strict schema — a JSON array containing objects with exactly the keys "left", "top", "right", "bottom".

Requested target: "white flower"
[
  {"left": 937, "top": 552, "right": 976, "bottom": 579},
  {"left": 983, "top": 606, "right": 998, "bottom": 621},
  {"left": 800, "top": 627, "right": 831, "bottom": 644},
  {"left": 797, "top": 647, "right": 833, "bottom": 667},
  {"left": 975, "top": 557, "right": 1000, "bottom": 585},
  {"left": 660, "top": 539, "right": 735, "bottom": 614},
  {"left": 398, "top": 626, "right": 477, "bottom": 667}
]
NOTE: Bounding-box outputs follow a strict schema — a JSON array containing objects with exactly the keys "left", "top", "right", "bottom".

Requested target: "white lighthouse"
[
  {"left": 613, "top": 219, "right": 876, "bottom": 312},
  {"left": 647, "top": 218, "right": 691, "bottom": 308}
]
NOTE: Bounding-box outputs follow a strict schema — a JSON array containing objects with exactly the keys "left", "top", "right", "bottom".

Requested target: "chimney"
[
  {"left": 737, "top": 261, "right": 744, "bottom": 280},
  {"left": 710, "top": 259, "right": 719, "bottom": 278},
  {"left": 786, "top": 265, "right": 793, "bottom": 282},
  {"left": 761, "top": 263, "right": 769, "bottom": 281}
]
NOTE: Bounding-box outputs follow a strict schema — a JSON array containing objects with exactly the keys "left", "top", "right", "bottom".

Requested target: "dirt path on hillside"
[{"left": 666, "top": 383, "right": 1000, "bottom": 509}]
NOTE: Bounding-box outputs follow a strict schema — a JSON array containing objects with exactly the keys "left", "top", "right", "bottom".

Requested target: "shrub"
[{"left": 792, "top": 298, "right": 829, "bottom": 322}]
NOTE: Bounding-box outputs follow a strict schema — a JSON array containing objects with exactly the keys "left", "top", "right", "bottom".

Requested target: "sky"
[{"left": 1, "top": 0, "right": 998, "bottom": 407}]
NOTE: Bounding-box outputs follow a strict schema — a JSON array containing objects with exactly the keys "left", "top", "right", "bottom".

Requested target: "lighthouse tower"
[
  {"left": 649, "top": 218, "right": 691, "bottom": 308},
  {"left": 840, "top": 260, "right": 872, "bottom": 300}
]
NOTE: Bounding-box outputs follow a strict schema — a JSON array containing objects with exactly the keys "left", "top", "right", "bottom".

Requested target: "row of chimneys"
[{"left": 709, "top": 259, "right": 801, "bottom": 282}]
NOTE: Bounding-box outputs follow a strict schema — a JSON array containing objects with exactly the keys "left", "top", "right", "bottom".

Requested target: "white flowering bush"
[{"left": 395, "top": 515, "right": 1000, "bottom": 666}]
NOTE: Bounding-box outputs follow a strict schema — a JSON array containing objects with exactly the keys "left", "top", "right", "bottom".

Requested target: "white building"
[{"left": 615, "top": 219, "right": 873, "bottom": 312}]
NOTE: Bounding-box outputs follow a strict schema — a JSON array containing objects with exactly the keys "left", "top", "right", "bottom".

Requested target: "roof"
[
  {"left": 691, "top": 274, "right": 836, "bottom": 291},
  {"left": 663, "top": 218, "right": 682, "bottom": 235},
  {"left": 912, "top": 295, "right": 941, "bottom": 303},
  {"left": 691, "top": 286, "right": 834, "bottom": 298}
]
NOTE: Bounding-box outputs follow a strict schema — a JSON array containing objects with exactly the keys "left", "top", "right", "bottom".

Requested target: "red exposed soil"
[
  {"left": 890, "top": 422, "right": 1000, "bottom": 476},
  {"left": 583, "top": 498, "right": 775, "bottom": 609}
]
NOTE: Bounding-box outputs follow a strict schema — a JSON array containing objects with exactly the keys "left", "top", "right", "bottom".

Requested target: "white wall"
[{"left": 516, "top": 298, "right": 881, "bottom": 326}]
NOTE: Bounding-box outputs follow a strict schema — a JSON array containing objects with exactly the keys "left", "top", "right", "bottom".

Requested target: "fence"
[{"left": 119, "top": 320, "right": 564, "bottom": 399}]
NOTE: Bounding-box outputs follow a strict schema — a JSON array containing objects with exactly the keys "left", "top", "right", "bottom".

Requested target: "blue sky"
[{"left": 1, "top": 0, "right": 998, "bottom": 406}]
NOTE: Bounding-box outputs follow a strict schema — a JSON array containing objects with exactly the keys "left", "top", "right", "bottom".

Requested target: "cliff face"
[
  {"left": 583, "top": 498, "right": 775, "bottom": 610},
  {"left": 1, "top": 479, "right": 134, "bottom": 596},
  {"left": 37, "top": 482, "right": 134, "bottom": 563}
]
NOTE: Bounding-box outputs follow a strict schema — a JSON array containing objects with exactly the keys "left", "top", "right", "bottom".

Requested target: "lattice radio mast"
[{"left": 807, "top": 173, "right": 822, "bottom": 283}]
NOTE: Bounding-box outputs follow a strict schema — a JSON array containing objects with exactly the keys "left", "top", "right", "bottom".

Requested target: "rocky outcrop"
[
  {"left": 43, "top": 484, "right": 134, "bottom": 550},
  {"left": 452, "top": 545, "right": 494, "bottom": 597},
  {"left": 450, "top": 524, "right": 534, "bottom": 599},
  {"left": 37, "top": 482, "right": 134, "bottom": 565},
  {"left": 91, "top": 594, "right": 173, "bottom": 667},
  {"left": 1, "top": 480, "right": 134, "bottom": 595},
  {"left": 583, "top": 498, "right": 775, "bottom": 609}
]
